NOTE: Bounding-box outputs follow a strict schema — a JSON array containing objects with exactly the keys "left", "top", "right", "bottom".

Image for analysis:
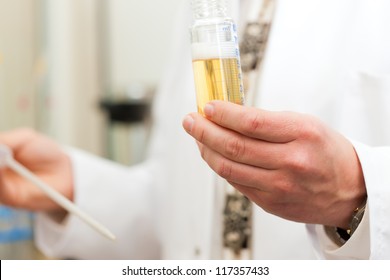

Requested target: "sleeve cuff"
[{"left": 307, "top": 204, "right": 370, "bottom": 259}]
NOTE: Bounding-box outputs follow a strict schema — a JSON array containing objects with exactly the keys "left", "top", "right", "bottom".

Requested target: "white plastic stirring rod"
[{"left": 0, "top": 145, "right": 116, "bottom": 241}]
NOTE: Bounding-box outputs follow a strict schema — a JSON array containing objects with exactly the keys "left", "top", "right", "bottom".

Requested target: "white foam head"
[{"left": 191, "top": 41, "right": 237, "bottom": 60}]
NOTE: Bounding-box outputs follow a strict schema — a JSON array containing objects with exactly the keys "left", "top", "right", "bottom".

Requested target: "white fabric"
[{"left": 35, "top": 0, "right": 390, "bottom": 259}]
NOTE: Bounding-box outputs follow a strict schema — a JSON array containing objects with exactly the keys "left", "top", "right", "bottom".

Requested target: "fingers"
[
  {"left": 0, "top": 128, "right": 61, "bottom": 165},
  {"left": 203, "top": 101, "right": 300, "bottom": 143},
  {"left": 0, "top": 128, "right": 36, "bottom": 151},
  {"left": 183, "top": 113, "right": 287, "bottom": 169},
  {"left": 196, "top": 141, "right": 275, "bottom": 193}
]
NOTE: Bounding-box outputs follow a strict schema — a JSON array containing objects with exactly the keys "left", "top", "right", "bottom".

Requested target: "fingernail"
[
  {"left": 182, "top": 115, "right": 194, "bottom": 133},
  {"left": 204, "top": 103, "right": 214, "bottom": 117}
]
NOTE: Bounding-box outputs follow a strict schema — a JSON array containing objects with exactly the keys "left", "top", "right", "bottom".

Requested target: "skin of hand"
[
  {"left": 0, "top": 128, "right": 73, "bottom": 216},
  {"left": 183, "top": 101, "right": 367, "bottom": 229}
]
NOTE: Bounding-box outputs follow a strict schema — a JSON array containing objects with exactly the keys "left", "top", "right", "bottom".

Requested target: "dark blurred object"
[
  {"left": 100, "top": 99, "right": 150, "bottom": 124},
  {"left": 99, "top": 85, "right": 154, "bottom": 165}
]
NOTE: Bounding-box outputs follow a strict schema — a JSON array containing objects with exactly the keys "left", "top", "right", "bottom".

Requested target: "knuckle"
[
  {"left": 199, "top": 130, "right": 205, "bottom": 143},
  {"left": 217, "top": 105, "right": 226, "bottom": 123},
  {"left": 224, "top": 137, "right": 245, "bottom": 159},
  {"left": 197, "top": 127, "right": 206, "bottom": 143},
  {"left": 199, "top": 144, "right": 207, "bottom": 160},
  {"left": 242, "top": 111, "right": 264, "bottom": 135},
  {"left": 216, "top": 159, "right": 233, "bottom": 179},
  {"left": 285, "top": 148, "right": 312, "bottom": 174},
  {"left": 298, "top": 116, "right": 325, "bottom": 141}
]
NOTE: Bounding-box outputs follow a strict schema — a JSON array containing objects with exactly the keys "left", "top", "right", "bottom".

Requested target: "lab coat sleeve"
[
  {"left": 34, "top": 147, "right": 162, "bottom": 260},
  {"left": 33, "top": 2, "right": 191, "bottom": 260},
  {"left": 307, "top": 141, "right": 390, "bottom": 259}
]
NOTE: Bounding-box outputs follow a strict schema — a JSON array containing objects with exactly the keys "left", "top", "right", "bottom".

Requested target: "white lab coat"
[{"left": 35, "top": 0, "right": 390, "bottom": 259}]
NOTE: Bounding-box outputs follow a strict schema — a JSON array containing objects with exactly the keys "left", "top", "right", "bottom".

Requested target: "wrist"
[
  {"left": 326, "top": 198, "right": 367, "bottom": 246},
  {"left": 337, "top": 145, "right": 367, "bottom": 229}
]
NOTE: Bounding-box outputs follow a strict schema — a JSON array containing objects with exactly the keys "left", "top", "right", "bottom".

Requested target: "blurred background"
[{"left": 0, "top": 0, "right": 181, "bottom": 259}]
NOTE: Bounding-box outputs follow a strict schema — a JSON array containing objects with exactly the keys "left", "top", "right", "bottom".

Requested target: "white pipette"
[{"left": 0, "top": 144, "right": 116, "bottom": 241}]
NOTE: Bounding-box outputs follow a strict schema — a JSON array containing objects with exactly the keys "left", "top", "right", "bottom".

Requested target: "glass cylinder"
[{"left": 190, "top": 0, "right": 245, "bottom": 116}]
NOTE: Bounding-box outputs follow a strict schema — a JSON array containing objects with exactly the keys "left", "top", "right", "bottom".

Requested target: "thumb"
[{"left": 204, "top": 101, "right": 300, "bottom": 143}]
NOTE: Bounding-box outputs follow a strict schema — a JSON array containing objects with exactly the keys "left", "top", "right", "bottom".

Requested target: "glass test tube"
[{"left": 190, "top": 0, "right": 245, "bottom": 116}]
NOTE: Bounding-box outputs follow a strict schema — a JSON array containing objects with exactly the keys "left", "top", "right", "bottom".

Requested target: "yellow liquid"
[{"left": 192, "top": 58, "right": 244, "bottom": 115}]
